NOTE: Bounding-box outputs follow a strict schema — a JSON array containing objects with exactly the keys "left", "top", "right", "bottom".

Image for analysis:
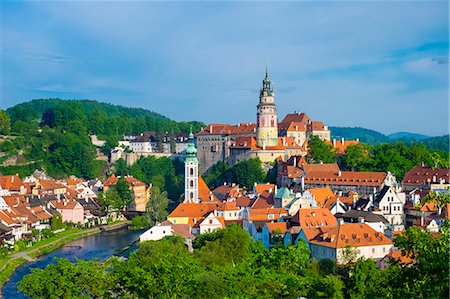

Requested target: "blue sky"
[{"left": 1, "top": 1, "right": 448, "bottom": 136}]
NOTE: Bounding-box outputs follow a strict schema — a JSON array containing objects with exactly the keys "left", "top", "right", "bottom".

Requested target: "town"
[{"left": 1, "top": 72, "right": 447, "bottom": 271}]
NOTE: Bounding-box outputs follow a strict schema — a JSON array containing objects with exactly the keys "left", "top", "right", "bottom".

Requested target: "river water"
[{"left": 2, "top": 228, "right": 143, "bottom": 298}]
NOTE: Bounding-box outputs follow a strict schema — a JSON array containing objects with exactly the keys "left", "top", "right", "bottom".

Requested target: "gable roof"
[
  {"left": 292, "top": 208, "right": 337, "bottom": 227},
  {"left": 309, "top": 223, "right": 392, "bottom": 249},
  {"left": 308, "top": 187, "right": 335, "bottom": 206},
  {"left": 0, "top": 175, "right": 24, "bottom": 191},
  {"left": 305, "top": 171, "right": 388, "bottom": 187},
  {"left": 265, "top": 222, "right": 288, "bottom": 234},
  {"left": 402, "top": 165, "right": 449, "bottom": 186}
]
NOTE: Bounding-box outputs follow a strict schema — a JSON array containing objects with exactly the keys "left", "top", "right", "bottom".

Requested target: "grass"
[
  {"left": 24, "top": 228, "right": 84, "bottom": 252},
  {"left": 0, "top": 257, "right": 27, "bottom": 287}
]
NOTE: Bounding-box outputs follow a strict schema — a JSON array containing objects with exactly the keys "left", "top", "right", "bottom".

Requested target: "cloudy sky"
[{"left": 1, "top": 1, "right": 448, "bottom": 136}]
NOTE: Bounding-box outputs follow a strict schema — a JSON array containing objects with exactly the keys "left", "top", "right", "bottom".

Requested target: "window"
[
  {"left": 190, "top": 168, "right": 194, "bottom": 175},
  {"left": 190, "top": 180, "right": 194, "bottom": 187},
  {"left": 372, "top": 248, "right": 375, "bottom": 254},
  {"left": 383, "top": 247, "right": 386, "bottom": 253},
  {"left": 209, "top": 219, "right": 213, "bottom": 224},
  {"left": 190, "top": 192, "right": 194, "bottom": 199}
]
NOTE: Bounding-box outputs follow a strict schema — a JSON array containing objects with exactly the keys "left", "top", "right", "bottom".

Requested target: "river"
[{"left": 2, "top": 228, "right": 143, "bottom": 298}]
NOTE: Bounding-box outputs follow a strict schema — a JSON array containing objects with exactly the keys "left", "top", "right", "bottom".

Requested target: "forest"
[
  {"left": 18, "top": 223, "right": 449, "bottom": 298},
  {"left": 0, "top": 99, "right": 203, "bottom": 179}
]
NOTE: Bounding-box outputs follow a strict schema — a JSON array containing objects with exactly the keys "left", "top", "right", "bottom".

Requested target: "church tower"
[
  {"left": 184, "top": 128, "right": 199, "bottom": 203},
  {"left": 256, "top": 68, "right": 278, "bottom": 148}
]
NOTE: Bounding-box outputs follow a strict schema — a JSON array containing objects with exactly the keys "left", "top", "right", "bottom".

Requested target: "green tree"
[
  {"left": 232, "top": 158, "right": 265, "bottom": 188},
  {"left": 340, "top": 143, "right": 371, "bottom": 171},
  {"left": 51, "top": 214, "right": 64, "bottom": 230},
  {"left": 114, "top": 177, "right": 133, "bottom": 211},
  {"left": 18, "top": 258, "right": 108, "bottom": 298},
  {"left": 0, "top": 109, "right": 10, "bottom": 135},
  {"left": 114, "top": 158, "right": 128, "bottom": 177},
  {"left": 144, "top": 186, "right": 169, "bottom": 226},
  {"left": 308, "top": 135, "right": 337, "bottom": 163},
  {"left": 169, "top": 130, "right": 177, "bottom": 153},
  {"left": 156, "top": 130, "right": 164, "bottom": 152}
]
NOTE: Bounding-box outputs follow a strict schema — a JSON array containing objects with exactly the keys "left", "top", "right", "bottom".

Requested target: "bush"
[{"left": 131, "top": 215, "right": 147, "bottom": 228}]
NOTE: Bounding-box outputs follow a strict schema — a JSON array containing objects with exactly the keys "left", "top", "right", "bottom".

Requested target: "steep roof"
[
  {"left": 326, "top": 139, "right": 360, "bottom": 155},
  {"left": 265, "top": 222, "right": 288, "bottom": 234},
  {"left": 248, "top": 208, "right": 287, "bottom": 221},
  {"left": 309, "top": 187, "right": 335, "bottom": 206},
  {"left": 309, "top": 223, "right": 392, "bottom": 248},
  {"left": 275, "top": 187, "right": 294, "bottom": 199},
  {"left": 402, "top": 165, "right": 449, "bottom": 187},
  {"left": 292, "top": 208, "right": 337, "bottom": 227},
  {"left": 0, "top": 175, "right": 24, "bottom": 191},
  {"left": 198, "top": 176, "right": 218, "bottom": 203},
  {"left": 103, "top": 175, "right": 146, "bottom": 187}
]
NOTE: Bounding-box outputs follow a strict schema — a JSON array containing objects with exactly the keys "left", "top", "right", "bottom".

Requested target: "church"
[{"left": 197, "top": 70, "right": 331, "bottom": 172}]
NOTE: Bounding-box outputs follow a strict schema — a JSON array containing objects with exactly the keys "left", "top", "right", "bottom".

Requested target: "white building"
[
  {"left": 309, "top": 223, "right": 393, "bottom": 264},
  {"left": 374, "top": 185, "right": 405, "bottom": 229}
]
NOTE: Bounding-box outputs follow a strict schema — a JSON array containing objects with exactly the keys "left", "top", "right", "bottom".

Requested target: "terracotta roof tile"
[
  {"left": 292, "top": 208, "right": 337, "bottom": 227},
  {"left": 309, "top": 223, "right": 392, "bottom": 248}
]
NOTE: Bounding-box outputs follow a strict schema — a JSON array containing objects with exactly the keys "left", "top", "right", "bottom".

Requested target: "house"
[
  {"left": 0, "top": 175, "right": 27, "bottom": 195},
  {"left": 103, "top": 174, "right": 150, "bottom": 212},
  {"left": 261, "top": 222, "right": 288, "bottom": 249},
  {"left": 212, "top": 183, "right": 241, "bottom": 201},
  {"left": 33, "top": 179, "right": 67, "bottom": 196},
  {"left": 139, "top": 220, "right": 194, "bottom": 248},
  {"left": 402, "top": 165, "right": 449, "bottom": 191},
  {"left": 374, "top": 185, "right": 405, "bottom": 229},
  {"left": 0, "top": 222, "right": 13, "bottom": 245},
  {"left": 336, "top": 210, "right": 389, "bottom": 233},
  {"left": 291, "top": 208, "right": 337, "bottom": 228},
  {"left": 196, "top": 212, "right": 225, "bottom": 235},
  {"left": 49, "top": 199, "right": 84, "bottom": 223},
  {"left": 326, "top": 138, "right": 360, "bottom": 155},
  {"left": 309, "top": 223, "right": 393, "bottom": 264}
]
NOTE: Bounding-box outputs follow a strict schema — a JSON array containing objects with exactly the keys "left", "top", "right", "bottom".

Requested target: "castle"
[{"left": 196, "top": 70, "right": 331, "bottom": 172}]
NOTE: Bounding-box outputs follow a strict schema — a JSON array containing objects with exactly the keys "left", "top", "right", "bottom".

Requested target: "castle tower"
[
  {"left": 184, "top": 128, "right": 199, "bottom": 203},
  {"left": 256, "top": 68, "right": 278, "bottom": 148}
]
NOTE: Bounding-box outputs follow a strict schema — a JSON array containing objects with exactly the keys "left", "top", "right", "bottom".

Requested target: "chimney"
[
  {"left": 341, "top": 137, "right": 345, "bottom": 146},
  {"left": 338, "top": 171, "right": 342, "bottom": 177},
  {"left": 293, "top": 157, "right": 297, "bottom": 167},
  {"left": 358, "top": 216, "right": 365, "bottom": 224},
  {"left": 311, "top": 211, "right": 316, "bottom": 217},
  {"left": 338, "top": 191, "right": 343, "bottom": 196},
  {"left": 337, "top": 218, "right": 344, "bottom": 225},
  {"left": 11, "top": 176, "right": 14, "bottom": 183},
  {"left": 333, "top": 139, "right": 336, "bottom": 147},
  {"left": 283, "top": 137, "right": 286, "bottom": 146},
  {"left": 353, "top": 196, "right": 357, "bottom": 208},
  {"left": 420, "top": 213, "right": 424, "bottom": 226}
]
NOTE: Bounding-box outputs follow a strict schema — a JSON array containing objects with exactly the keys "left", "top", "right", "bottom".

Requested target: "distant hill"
[
  {"left": 330, "top": 127, "right": 449, "bottom": 151},
  {"left": 330, "top": 127, "right": 389, "bottom": 145},
  {"left": 387, "top": 132, "right": 430, "bottom": 141}
]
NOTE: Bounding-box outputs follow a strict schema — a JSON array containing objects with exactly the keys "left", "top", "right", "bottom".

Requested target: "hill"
[
  {"left": 6, "top": 98, "right": 204, "bottom": 135},
  {"left": 387, "top": 132, "right": 430, "bottom": 141},
  {"left": 330, "top": 126, "right": 389, "bottom": 145}
]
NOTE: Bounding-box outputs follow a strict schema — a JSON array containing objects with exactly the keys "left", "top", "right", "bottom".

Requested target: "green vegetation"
[
  {"left": 331, "top": 126, "right": 449, "bottom": 152},
  {"left": 0, "top": 257, "right": 27, "bottom": 287},
  {"left": 0, "top": 109, "right": 10, "bottom": 135},
  {"left": 113, "top": 156, "right": 184, "bottom": 205},
  {"left": 340, "top": 142, "right": 448, "bottom": 179},
  {"left": 17, "top": 224, "right": 449, "bottom": 298},
  {"left": 1, "top": 98, "right": 204, "bottom": 179},
  {"left": 307, "top": 135, "right": 338, "bottom": 163},
  {"left": 203, "top": 158, "right": 266, "bottom": 189}
]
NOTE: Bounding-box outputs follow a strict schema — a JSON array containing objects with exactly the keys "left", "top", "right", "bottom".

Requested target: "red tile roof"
[
  {"left": 292, "top": 208, "right": 337, "bottom": 227},
  {"left": 50, "top": 199, "right": 81, "bottom": 210},
  {"left": 0, "top": 175, "right": 24, "bottom": 191},
  {"left": 309, "top": 223, "right": 392, "bottom": 248},
  {"left": 305, "top": 171, "right": 387, "bottom": 187},
  {"left": 103, "top": 174, "right": 145, "bottom": 187},
  {"left": 402, "top": 165, "right": 449, "bottom": 186},
  {"left": 265, "top": 222, "right": 288, "bottom": 234}
]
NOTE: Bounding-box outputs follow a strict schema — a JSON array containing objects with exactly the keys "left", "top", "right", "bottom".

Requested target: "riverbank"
[{"left": 0, "top": 220, "right": 130, "bottom": 287}]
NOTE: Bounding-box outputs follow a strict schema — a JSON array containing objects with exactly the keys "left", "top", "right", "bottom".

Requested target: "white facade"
[
  {"left": 377, "top": 186, "right": 405, "bottom": 227},
  {"left": 140, "top": 223, "right": 173, "bottom": 242},
  {"left": 310, "top": 243, "right": 393, "bottom": 264},
  {"left": 130, "top": 141, "right": 153, "bottom": 153},
  {"left": 199, "top": 213, "right": 223, "bottom": 234},
  {"left": 184, "top": 161, "right": 199, "bottom": 203}
]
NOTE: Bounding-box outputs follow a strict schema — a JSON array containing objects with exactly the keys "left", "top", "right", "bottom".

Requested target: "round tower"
[
  {"left": 184, "top": 127, "right": 199, "bottom": 203},
  {"left": 256, "top": 68, "right": 278, "bottom": 148}
]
